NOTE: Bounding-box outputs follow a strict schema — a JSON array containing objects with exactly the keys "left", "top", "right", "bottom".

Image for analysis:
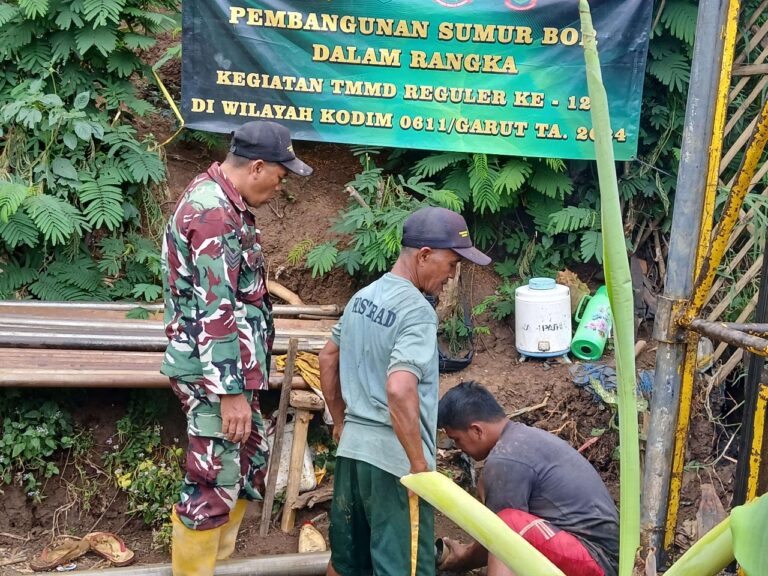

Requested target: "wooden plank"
[
  {"left": 290, "top": 390, "right": 324, "bottom": 411},
  {"left": 281, "top": 408, "right": 313, "bottom": 533}
]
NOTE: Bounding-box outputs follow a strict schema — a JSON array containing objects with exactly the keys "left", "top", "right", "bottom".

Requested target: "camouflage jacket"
[{"left": 160, "top": 162, "right": 274, "bottom": 395}]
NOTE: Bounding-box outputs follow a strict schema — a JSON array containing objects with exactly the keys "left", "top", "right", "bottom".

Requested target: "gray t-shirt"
[
  {"left": 483, "top": 422, "right": 619, "bottom": 576},
  {"left": 331, "top": 273, "right": 439, "bottom": 478}
]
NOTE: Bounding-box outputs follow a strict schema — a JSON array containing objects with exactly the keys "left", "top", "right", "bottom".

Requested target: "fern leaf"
[
  {"left": 0, "top": 260, "right": 39, "bottom": 294},
  {"left": 29, "top": 275, "right": 94, "bottom": 301},
  {"left": 0, "top": 209, "right": 39, "bottom": 248},
  {"left": 123, "top": 8, "right": 176, "bottom": 32},
  {"left": 123, "top": 148, "right": 165, "bottom": 184},
  {"left": 469, "top": 154, "right": 499, "bottom": 214},
  {"left": 472, "top": 221, "right": 498, "bottom": 250},
  {"left": 131, "top": 283, "right": 162, "bottom": 302},
  {"left": 525, "top": 195, "right": 563, "bottom": 230},
  {"left": 0, "top": 21, "right": 34, "bottom": 57},
  {"left": 78, "top": 174, "right": 124, "bottom": 230},
  {"left": 306, "top": 242, "right": 338, "bottom": 278},
  {"left": 23, "top": 194, "right": 88, "bottom": 245},
  {"left": 19, "top": 0, "right": 49, "bottom": 19},
  {"left": 579, "top": 230, "right": 603, "bottom": 264},
  {"left": 0, "top": 181, "right": 31, "bottom": 222},
  {"left": 122, "top": 32, "right": 156, "bottom": 50},
  {"left": 0, "top": 3, "right": 20, "bottom": 26},
  {"left": 48, "top": 257, "right": 104, "bottom": 292},
  {"left": 125, "top": 307, "right": 150, "bottom": 320},
  {"left": 81, "top": 0, "right": 124, "bottom": 26},
  {"left": 493, "top": 159, "right": 532, "bottom": 197},
  {"left": 425, "top": 189, "right": 463, "bottom": 212},
  {"left": 16, "top": 40, "right": 51, "bottom": 72},
  {"left": 547, "top": 206, "right": 599, "bottom": 234},
  {"left": 544, "top": 158, "right": 567, "bottom": 172},
  {"left": 648, "top": 53, "right": 691, "bottom": 92},
  {"left": 335, "top": 249, "right": 362, "bottom": 275},
  {"left": 287, "top": 239, "right": 314, "bottom": 266},
  {"left": 75, "top": 25, "right": 117, "bottom": 57},
  {"left": 660, "top": 0, "right": 697, "bottom": 45},
  {"left": 54, "top": 5, "right": 84, "bottom": 29},
  {"left": 51, "top": 30, "right": 78, "bottom": 63},
  {"left": 529, "top": 168, "right": 573, "bottom": 199},
  {"left": 107, "top": 48, "right": 140, "bottom": 77},
  {"left": 412, "top": 152, "right": 469, "bottom": 177},
  {"left": 444, "top": 166, "right": 472, "bottom": 204}
]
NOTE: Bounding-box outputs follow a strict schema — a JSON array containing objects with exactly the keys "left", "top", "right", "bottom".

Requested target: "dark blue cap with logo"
[
  {"left": 229, "top": 121, "right": 313, "bottom": 176},
  {"left": 402, "top": 207, "right": 491, "bottom": 265}
]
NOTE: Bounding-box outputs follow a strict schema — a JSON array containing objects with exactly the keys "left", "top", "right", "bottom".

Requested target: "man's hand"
[
  {"left": 437, "top": 537, "right": 471, "bottom": 571},
  {"left": 220, "top": 393, "right": 251, "bottom": 443},
  {"left": 332, "top": 423, "right": 344, "bottom": 444},
  {"left": 438, "top": 538, "right": 488, "bottom": 572}
]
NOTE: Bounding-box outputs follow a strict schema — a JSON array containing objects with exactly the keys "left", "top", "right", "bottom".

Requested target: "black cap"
[
  {"left": 402, "top": 207, "right": 491, "bottom": 265},
  {"left": 229, "top": 121, "right": 313, "bottom": 176}
]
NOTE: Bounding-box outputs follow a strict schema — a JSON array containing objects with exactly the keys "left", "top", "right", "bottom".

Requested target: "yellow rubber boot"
[
  {"left": 217, "top": 500, "right": 248, "bottom": 560},
  {"left": 171, "top": 509, "right": 221, "bottom": 576}
]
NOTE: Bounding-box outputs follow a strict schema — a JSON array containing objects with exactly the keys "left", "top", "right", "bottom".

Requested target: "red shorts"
[{"left": 497, "top": 509, "right": 605, "bottom": 576}]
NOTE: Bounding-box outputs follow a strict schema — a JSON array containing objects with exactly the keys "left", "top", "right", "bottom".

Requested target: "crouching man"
[{"left": 437, "top": 381, "right": 619, "bottom": 576}]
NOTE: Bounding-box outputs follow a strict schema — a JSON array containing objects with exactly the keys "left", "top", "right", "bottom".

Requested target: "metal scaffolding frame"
[{"left": 640, "top": 0, "right": 768, "bottom": 563}]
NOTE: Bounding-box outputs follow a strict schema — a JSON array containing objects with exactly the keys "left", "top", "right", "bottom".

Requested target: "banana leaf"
[
  {"left": 579, "top": 2, "right": 641, "bottom": 574},
  {"left": 731, "top": 492, "right": 768, "bottom": 575}
]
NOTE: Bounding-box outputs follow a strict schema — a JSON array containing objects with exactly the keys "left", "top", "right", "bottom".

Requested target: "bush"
[{"left": 0, "top": 0, "right": 177, "bottom": 300}]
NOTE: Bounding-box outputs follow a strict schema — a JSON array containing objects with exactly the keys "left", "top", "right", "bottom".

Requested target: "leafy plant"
[
  {"left": 305, "top": 150, "right": 463, "bottom": 278},
  {"left": 0, "top": 398, "right": 74, "bottom": 500},
  {"left": 104, "top": 391, "right": 182, "bottom": 538},
  {"left": 472, "top": 279, "right": 522, "bottom": 321},
  {"left": 0, "top": 0, "right": 176, "bottom": 301}
]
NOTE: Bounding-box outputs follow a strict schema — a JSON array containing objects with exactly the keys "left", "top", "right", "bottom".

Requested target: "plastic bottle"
[
  {"left": 298, "top": 521, "right": 327, "bottom": 553},
  {"left": 571, "top": 285, "right": 613, "bottom": 361}
]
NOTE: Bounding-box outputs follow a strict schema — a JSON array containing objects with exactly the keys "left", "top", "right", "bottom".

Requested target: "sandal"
[
  {"left": 83, "top": 532, "right": 135, "bottom": 566},
  {"left": 29, "top": 536, "right": 90, "bottom": 572}
]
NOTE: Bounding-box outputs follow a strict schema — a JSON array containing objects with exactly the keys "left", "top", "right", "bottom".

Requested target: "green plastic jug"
[{"left": 571, "top": 286, "right": 613, "bottom": 361}]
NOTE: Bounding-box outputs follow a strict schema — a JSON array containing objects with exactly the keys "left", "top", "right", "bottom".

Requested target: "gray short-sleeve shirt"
[
  {"left": 331, "top": 273, "right": 439, "bottom": 478},
  {"left": 483, "top": 422, "right": 620, "bottom": 576}
]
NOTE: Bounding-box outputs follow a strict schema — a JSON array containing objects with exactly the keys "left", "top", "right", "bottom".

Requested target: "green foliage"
[
  {"left": 473, "top": 280, "right": 521, "bottom": 321},
  {"left": 287, "top": 239, "right": 315, "bottom": 266},
  {"left": 0, "top": 397, "right": 74, "bottom": 500},
  {"left": 104, "top": 391, "right": 182, "bottom": 533},
  {"left": 305, "top": 152, "right": 463, "bottom": 278},
  {"left": 0, "top": 0, "right": 175, "bottom": 301}
]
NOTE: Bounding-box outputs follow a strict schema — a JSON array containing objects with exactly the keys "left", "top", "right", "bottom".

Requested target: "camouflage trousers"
[{"left": 170, "top": 378, "right": 269, "bottom": 531}]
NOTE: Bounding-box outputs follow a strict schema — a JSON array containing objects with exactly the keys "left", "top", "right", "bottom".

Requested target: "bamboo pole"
[{"left": 682, "top": 99, "right": 768, "bottom": 326}]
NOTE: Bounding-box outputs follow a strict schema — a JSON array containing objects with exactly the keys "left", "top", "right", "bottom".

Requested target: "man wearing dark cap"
[
  {"left": 319, "top": 206, "right": 491, "bottom": 576},
  {"left": 161, "top": 120, "right": 312, "bottom": 575}
]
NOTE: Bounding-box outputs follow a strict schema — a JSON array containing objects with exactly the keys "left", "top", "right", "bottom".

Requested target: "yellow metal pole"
[
  {"left": 747, "top": 384, "right": 768, "bottom": 501},
  {"left": 682, "top": 97, "right": 768, "bottom": 326},
  {"left": 663, "top": 0, "right": 741, "bottom": 558},
  {"left": 663, "top": 333, "right": 700, "bottom": 552}
]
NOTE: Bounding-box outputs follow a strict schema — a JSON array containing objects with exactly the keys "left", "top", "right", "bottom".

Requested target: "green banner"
[{"left": 182, "top": 1, "right": 652, "bottom": 160}]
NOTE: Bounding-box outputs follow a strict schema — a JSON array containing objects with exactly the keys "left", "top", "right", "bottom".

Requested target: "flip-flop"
[
  {"left": 82, "top": 532, "right": 135, "bottom": 566},
  {"left": 29, "top": 536, "right": 90, "bottom": 572}
]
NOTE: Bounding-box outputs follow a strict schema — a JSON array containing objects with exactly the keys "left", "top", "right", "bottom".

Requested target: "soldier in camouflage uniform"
[{"left": 161, "top": 121, "right": 312, "bottom": 576}]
